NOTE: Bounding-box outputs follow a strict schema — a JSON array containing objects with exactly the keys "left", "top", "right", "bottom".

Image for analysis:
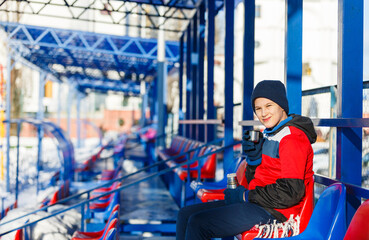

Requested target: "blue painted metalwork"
[
  {"left": 191, "top": 13, "right": 198, "bottom": 140},
  {"left": 57, "top": 83, "right": 61, "bottom": 126},
  {"left": 15, "top": 122, "right": 21, "bottom": 203},
  {"left": 0, "top": 137, "right": 229, "bottom": 236},
  {"left": 224, "top": 0, "right": 235, "bottom": 171},
  {"left": 206, "top": 0, "right": 216, "bottom": 142},
  {"left": 157, "top": 61, "right": 167, "bottom": 148},
  {"left": 149, "top": 80, "right": 157, "bottom": 124},
  {"left": 0, "top": 0, "right": 225, "bottom": 33},
  {"left": 67, "top": 85, "right": 73, "bottom": 136},
  {"left": 185, "top": 25, "right": 192, "bottom": 138},
  {"left": 76, "top": 92, "right": 82, "bottom": 149},
  {"left": 337, "top": 0, "right": 363, "bottom": 221},
  {"left": 0, "top": 21, "right": 179, "bottom": 94},
  {"left": 197, "top": 2, "right": 206, "bottom": 142},
  {"left": 242, "top": 0, "right": 256, "bottom": 133},
  {"left": 74, "top": 77, "right": 141, "bottom": 95},
  {"left": 36, "top": 72, "right": 45, "bottom": 194},
  {"left": 140, "top": 83, "right": 148, "bottom": 127},
  {"left": 4, "top": 118, "right": 74, "bottom": 189},
  {"left": 179, "top": 35, "right": 184, "bottom": 136},
  {"left": 285, "top": 0, "right": 303, "bottom": 115}
]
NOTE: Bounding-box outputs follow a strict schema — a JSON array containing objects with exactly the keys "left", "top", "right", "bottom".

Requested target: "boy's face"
[{"left": 254, "top": 97, "right": 288, "bottom": 129}]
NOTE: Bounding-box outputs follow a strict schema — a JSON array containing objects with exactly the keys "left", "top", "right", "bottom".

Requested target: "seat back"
[
  {"left": 236, "top": 160, "right": 248, "bottom": 189},
  {"left": 301, "top": 183, "right": 347, "bottom": 239},
  {"left": 199, "top": 147, "right": 217, "bottom": 179},
  {"left": 299, "top": 176, "right": 314, "bottom": 232},
  {"left": 100, "top": 218, "right": 118, "bottom": 240},
  {"left": 104, "top": 228, "right": 117, "bottom": 240},
  {"left": 344, "top": 199, "right": 369, "bottom": 240}
]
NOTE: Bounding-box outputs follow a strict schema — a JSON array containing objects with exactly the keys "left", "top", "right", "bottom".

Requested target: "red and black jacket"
[{"left": 246, "top": 114, "right": 317, "bottom": 222}]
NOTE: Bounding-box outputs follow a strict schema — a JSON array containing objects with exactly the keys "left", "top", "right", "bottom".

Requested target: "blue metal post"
[
  {"left": 186, "top": 25, "right": 192, "bottom": 138},
  {"left": 15, "top": 121, "right": 21, "bottom": 203},
  {"left": 67, "top": 84, "right": 73, "bottom": 137},
  {"left": 5, "top": 55, "right": 12, "bottom": 192},
  {"left": 206, "top": 0, "right": 216, "bottom": 142},
  {"left": 140, "top": 82, "right": 146, "bottom": 127},
  {"left": 191, "top": 12, "right": 198, "bottom": 140},
  {"left": 285, "top": 0, "right": 303, "bottom": 115},
  {"left": 76, "top": 92, "right": 81, "bottom": 149},
  {"left": 150, "top": 81, "right": 157, "bottom": 123},
  {"left": 337, "top": 0, "right": 363, "bottom": 223},
  {"left": 197, "top": 2, "right": 206, "bottom": 142},
  {"left": 179, "top": 35, "right": 184, "bottom": 136},
  {"left": 157, "top": 17, "right": 167, "bottom": 148},
  {"left": 157, "top": 62, "right": 167, "bottom": 148},
  {"left": 243, "top": 0, "right": 256, "bottom": 132},
  {"left": 57, "top": 82, "right": 61, "bottom": 126},
  {"left": 224, "top": 0, "right": 235, "bottom": 170},
  {"left": 37, "top": 72, "right": 46, "bottom": 194}
]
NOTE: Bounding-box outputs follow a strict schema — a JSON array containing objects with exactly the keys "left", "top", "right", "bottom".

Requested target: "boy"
[{"left": 176, "top": 80, "right": 316, "bottom": 240}]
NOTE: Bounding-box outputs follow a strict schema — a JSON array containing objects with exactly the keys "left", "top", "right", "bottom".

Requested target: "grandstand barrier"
[
  {"left": 190, "top": 157, "right": 243, "bottom": 194},
  {"left": 195, "top": 158, "right": 248, "bottom": 202},
  {"left": 72, "top": 205, "right": 120, "bottom": 238},
  {"left": 0, "top": 140, "right": 235, "bottom": 237},
  {"left": 0, "top": 200, "right": 17, "bottom": 221},
  {"left": 40, "top": 180, "right": 70, "bottom": 208},
  {"left": 74, "top": 141, "right": 115, "bottom": 182},
  {"left": 157, "top": 136, "right": 223, "bottom": 207}
]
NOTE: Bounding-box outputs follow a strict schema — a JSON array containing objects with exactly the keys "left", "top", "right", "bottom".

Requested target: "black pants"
[{"left": 176, "top": 200, "right": 275, "bottom": 240}]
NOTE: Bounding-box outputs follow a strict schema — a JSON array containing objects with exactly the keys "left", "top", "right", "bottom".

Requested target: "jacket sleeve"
[
  {"left": 248, "top": 133, "right": 309, "bottom": 209},
  {"left": 248, "top": 178, "right": 305, "bottom": 208}
]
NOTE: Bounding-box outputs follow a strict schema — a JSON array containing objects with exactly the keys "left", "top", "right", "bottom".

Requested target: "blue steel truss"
[
  {"left": 74, "top": 77, "right": 141, "bottom": 94},
  {"left": 0, "top": 0, "right": 225, "bottom": 33},
  {"left": 0, "top": 21, "right": 180, "bottom": 94}
]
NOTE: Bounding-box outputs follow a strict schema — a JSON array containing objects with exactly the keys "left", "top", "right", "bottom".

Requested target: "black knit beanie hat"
[{"left": 251, "top": 80, "right": 289, "bottom": 114}]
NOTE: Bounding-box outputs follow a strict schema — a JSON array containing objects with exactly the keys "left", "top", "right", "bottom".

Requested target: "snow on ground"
[
  {"left": 0, "top": 204, "right": 80, "bottom": 240},
  {"left": 0, "top": 136, "right": 101, "bottom": 238}
]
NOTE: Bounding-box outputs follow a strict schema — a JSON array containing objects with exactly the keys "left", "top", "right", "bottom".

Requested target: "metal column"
[
  {"left": 224, "top": 0, "right": 235, "bottom": 170},
  {"left": 191, "top": 12, "right": 198, "bottom": 140},
  {"left": 157, "top": 14, "right": 167, "bottom": 148},
  {"left": 285, "top": 0, "right": 303, "bottom": 115},
  {"left": 243, "top": 0, "right": 256, "bottom": 132},
  {"left": 67, "top": 83, "right": 73, "bottom": 137},
  {"left": 337, "top": 0, "right": 363, "bottom": 223},
  {"left": 185, "top": 25, "right": 192, "bottom": 138},
  {"left": 179, "top": 35, "right": 184, "bottom": 136},
  {"left": 206, "top": 0, "right": 216, "bottom": 142},
  {"left": 76, "top": 92, "right": 81, "bottom": 149},
  {"left": 36, "top": 72, "right": 46, "bottom": 194},
  {"left": 197, "top": 2, "right": 206, "bottom": 142},
  {"left": 57, "top": 82, "right": 61, "bottom": 126}
]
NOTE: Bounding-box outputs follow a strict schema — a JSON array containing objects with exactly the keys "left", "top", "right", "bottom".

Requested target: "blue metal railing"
[{"left": 0, "top": 136, "right": 239, "bottom": 237}]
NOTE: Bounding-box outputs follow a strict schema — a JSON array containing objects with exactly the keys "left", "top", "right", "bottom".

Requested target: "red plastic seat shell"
[{"left": 344, "top": 199, "right": 369, "bottom": 240}]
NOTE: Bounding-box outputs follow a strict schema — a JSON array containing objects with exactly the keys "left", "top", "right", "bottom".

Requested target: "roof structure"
[
  {"left": 0, "top": 0, "right": 227, "bottom": 94},
  {"left": 0, "top": 21, "right": 179, "bottom": 94},
  {"left": 0, "top": 0, "right": 225, "bottom": 33}
]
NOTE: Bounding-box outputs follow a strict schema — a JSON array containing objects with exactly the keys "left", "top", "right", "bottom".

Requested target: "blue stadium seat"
[{"left": 254, "top": 182, "right": 346, "bottom": 240}]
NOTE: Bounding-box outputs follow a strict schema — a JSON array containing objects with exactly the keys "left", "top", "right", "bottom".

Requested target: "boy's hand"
[
  {"left": 242, "top": 130, "right": 264, "bottom": 165},
  {"left": 224, "top": 185, "right": 248, "bottom": 205}
]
